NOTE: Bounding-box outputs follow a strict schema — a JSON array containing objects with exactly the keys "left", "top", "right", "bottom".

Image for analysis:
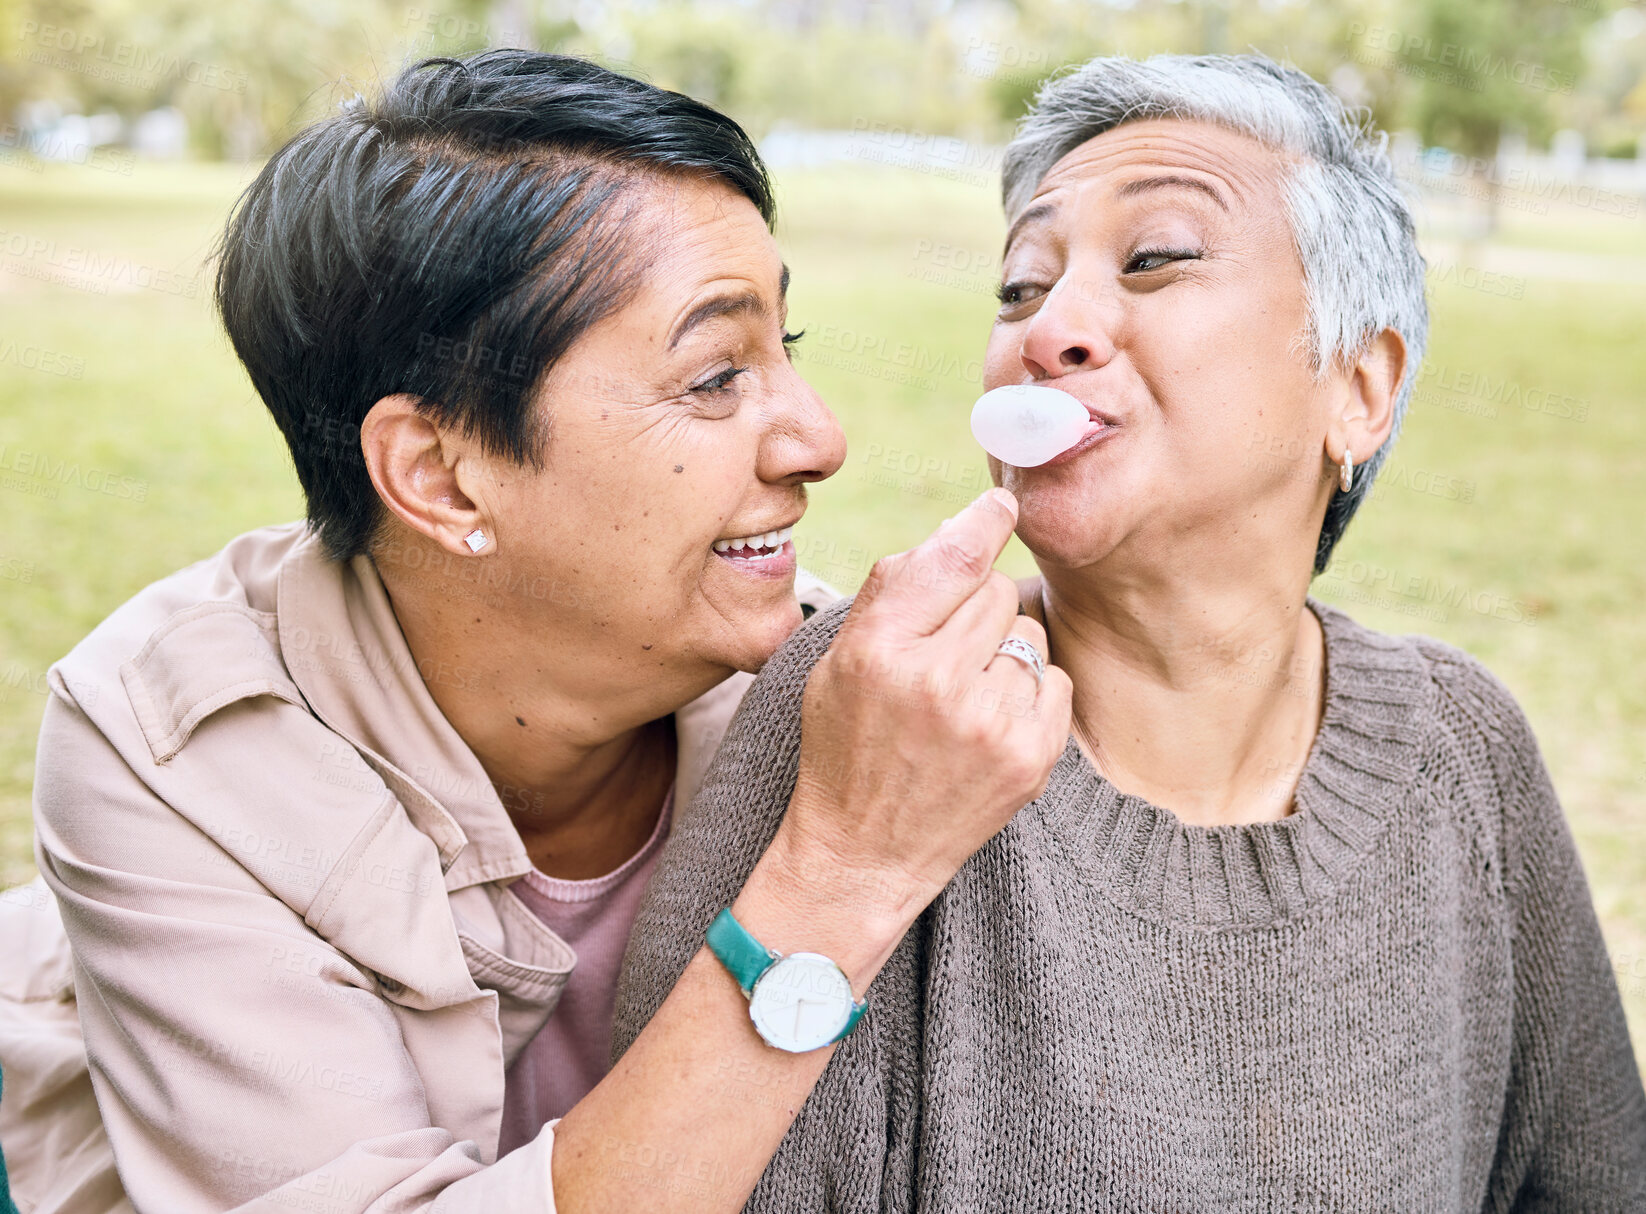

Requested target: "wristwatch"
[{"left": 706, "top": 908, "right": 867, "bottom": 1053}]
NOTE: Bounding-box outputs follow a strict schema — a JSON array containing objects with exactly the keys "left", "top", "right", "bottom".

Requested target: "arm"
[
  {"left": 39, "top": 489, "right": 1068, "bottom": 1214},
  {"left": 1456, "top": 663, "right": 1646, "bottom": 1211},
  {"left": 32, "top": 686, "right": 560, "bottom": 1214},
  {"left": 552, "top": 487, "right": 1070, "bottom": 1212},
  {"left": 606, "top": 594, "right": 929, "bottom": 1213}
]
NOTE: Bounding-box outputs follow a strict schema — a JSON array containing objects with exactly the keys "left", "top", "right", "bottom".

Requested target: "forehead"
[
  {"left": 631, "top": 173, "right": 777, "bottom": 276},
  {"left": 1024, "top": 118, "right": 1291, "bottom": 215}
]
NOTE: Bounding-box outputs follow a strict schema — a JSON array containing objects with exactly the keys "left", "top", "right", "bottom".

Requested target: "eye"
[
  {"left": 1125, "top": 247, "right": 1200, "bottom": 274},
  {"left": 691, "top": 365, "right": 747, "bottom": 394},
  {"left": 781, "top": 329, "right": 805, "bottom": 361},
  {"left": 996, "top": 281, "right": 1047, "bottom": 309}
]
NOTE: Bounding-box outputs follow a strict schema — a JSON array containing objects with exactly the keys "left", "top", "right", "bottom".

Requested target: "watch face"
[{"left": 747, "top": 952, "right": 854, "bottom": 1053}]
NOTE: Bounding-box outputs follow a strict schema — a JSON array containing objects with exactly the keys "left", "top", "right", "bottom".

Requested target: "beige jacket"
[{"left": 0, "top": 522, "right": 838, "bottom": 1214}]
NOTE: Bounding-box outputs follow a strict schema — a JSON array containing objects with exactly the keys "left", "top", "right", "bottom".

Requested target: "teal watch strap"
[
  {"left": 841, "top": 998, "right": 867, "bottom": 1036},
  {"left": 706, "top": 908, "right": 868, "bottom": 1046},
  {"left": 706, "top": 908, "right": 777, "bottom": 995}
]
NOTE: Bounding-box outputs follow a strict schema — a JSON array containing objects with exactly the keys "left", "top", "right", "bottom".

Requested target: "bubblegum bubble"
[{"left": 970, "top": 385, "right": 1090, "bottom": 467}]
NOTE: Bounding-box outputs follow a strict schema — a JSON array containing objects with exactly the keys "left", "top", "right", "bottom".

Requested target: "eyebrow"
[
  {"left": 1003, "top": 202, "right": 1057, "bottom": 256},
  {"left": 667, "top": 263, "right": 790, "bottom": 350},
  {"left": 1113, "top": 174, "right": 1230, "bottom": 211}
]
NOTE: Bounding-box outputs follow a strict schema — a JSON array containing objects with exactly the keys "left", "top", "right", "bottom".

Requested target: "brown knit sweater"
[{"left": 613, "top": 595, "right": 1646, "bottom": 1212}]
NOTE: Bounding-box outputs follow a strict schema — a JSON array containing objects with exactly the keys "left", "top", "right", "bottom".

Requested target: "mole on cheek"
[
  {"left": 674, "top": 464, "right": 684, "bottom": 473},
  {"left": 515, "top": 716, "right": 527, "bottom": 727}
]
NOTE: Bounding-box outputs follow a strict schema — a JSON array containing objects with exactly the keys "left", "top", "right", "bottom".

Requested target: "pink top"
[{"left": 496, "top": 783, "right": 676, "bottom": 1157}]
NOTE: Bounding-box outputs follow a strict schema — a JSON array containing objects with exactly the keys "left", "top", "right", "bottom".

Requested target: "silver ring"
[{"left": 993, "top": 636, "right": 1045, "bottom": 687}]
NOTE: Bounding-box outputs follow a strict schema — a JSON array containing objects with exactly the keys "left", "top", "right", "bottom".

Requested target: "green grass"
[{"left": 2, "top": 159, "right": 1644, "bottom": 1069}]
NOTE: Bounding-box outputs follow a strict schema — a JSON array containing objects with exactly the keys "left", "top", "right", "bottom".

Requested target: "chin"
[
  {"left": 1015, "top": 497, "right": 1129, "bottom": 571},
  {"left": 719, "top": 594, "right": 805, "bottom": 675}
]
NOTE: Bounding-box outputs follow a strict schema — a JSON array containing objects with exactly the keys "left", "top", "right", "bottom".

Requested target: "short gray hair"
[{"left": 1002, "top": 53, "right": 1428, "bottom": 575}]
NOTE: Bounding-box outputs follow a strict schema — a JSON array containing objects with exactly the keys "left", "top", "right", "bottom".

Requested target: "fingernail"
[{"left": 981, "top": 487, "right": 1018, "bottom": 520}]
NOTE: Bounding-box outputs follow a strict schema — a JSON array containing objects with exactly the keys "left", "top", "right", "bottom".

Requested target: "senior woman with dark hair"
[
  {"left": 0, "top": 50, "right": 1073, "bottom": 1213},
  {"left": 614, "top": 53, "right": 1646, "bottom": 1210}
]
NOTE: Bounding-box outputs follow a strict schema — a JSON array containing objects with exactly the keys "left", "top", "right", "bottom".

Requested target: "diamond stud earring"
[{"left": 463, "top": 528, "right": 488, "bottom": 553}]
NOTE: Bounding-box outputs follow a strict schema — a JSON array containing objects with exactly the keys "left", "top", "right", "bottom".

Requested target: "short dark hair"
[{"left": 215, "top": 50, "right": 776, "bottom": 561}]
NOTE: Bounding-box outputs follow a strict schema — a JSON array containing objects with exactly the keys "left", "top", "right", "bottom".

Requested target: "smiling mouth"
[{"left": 712, "top": 524, "right": 796, "bottom": 562}]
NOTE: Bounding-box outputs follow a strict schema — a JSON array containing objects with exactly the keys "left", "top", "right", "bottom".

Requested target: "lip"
[
  {"left": 713, "top": 539, "right": 797, "bottom": 579},
  {"left": 1013, "top": 380, "right": 1121, "bottom": 429},
  {"left": 714, "top": 515, "right": 803, "bottom": 545},
  {"left": 711, "top": 509, "right": 803, "bottom": 581},
  {"left": 1038, "top": 417, "right": 1120, "bottom": 467}
]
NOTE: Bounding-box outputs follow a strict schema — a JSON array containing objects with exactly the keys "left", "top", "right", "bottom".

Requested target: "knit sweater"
[{"left": 612, "top": 594, "right": 1646, "bottom": 1212}]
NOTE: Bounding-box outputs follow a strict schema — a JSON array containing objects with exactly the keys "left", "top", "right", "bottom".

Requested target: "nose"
[
  {"left": 1017, "top": 277, "right": 1119, "bottom": 381},
  {"left": 759, "top": 363, "right": 847, "bottom": 487}
]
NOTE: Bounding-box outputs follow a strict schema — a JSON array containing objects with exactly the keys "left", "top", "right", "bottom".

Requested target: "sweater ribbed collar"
[{"left": 1034, "top": 596, "right": 1434, "bottom": 929}]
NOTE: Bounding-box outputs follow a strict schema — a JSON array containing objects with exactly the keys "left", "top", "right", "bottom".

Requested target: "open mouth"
[{"left": 712, "top": 524, "right": 795, "bottom": 562}]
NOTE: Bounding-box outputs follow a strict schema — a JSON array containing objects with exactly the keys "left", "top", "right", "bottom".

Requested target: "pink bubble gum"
[{"left": 970, "top": 385, "right": 1089, "bottom": 467}]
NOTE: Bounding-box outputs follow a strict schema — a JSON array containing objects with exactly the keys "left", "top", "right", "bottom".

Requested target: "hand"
[{"left": 777, "top": 487, "right": 1074, "bottom": 919}]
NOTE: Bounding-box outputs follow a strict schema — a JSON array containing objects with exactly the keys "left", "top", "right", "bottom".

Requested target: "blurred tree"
[
  {"left": 0, "top": 0, "right": 1629, "bottom": 165},
  {"left": 1391, "top": 0, "right": 1605, "bottom": 229}
]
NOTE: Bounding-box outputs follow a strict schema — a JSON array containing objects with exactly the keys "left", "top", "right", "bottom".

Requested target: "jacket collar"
[{"left": 273, "top": 529, "right": 755, "bottom": 893}]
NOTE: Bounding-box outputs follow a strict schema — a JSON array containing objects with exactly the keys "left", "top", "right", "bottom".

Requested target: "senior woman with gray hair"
[{"left": 614, "top": 53, "right": 1646, "bottom": 1210}]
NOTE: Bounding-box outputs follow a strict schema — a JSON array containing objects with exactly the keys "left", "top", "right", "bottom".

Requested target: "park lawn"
[{"left": 1, "top": 158, "right": 1642, "bottom": 1066}]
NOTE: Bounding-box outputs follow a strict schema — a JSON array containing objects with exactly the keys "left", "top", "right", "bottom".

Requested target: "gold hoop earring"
[{"left": 1339, "top": 450, "right": 1354, "bottom": 493}]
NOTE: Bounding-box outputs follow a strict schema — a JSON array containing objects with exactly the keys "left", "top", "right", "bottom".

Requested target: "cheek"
[
  {"left": 1137, "top": 281, "right": 1311, "bottom": 448},
  {"left": 612, "top": 415, "right": 764, "bottom": 579},
  {"left": 982, "top": 326, "right": 1021, "bottom": 389}
]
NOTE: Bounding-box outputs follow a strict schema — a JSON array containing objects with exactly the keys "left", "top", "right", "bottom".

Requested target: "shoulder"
[
  {"left": 33, "top": 523, "right": 352, "bottom": 854},
  {"left": 1308, "top": 595, "right": 1554, "bottom": 863},
  {"left": 48, "top": 521, "right": 312, "bottom": 735},
  {"left": 1309, "top": 594, "right": 1539, "bottom": 755},
  {"left": 737, "top": 588, "right": 854, "bottom": 723}
]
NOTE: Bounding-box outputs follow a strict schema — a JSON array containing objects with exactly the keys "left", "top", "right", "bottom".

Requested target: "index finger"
[{"left": 850, "top": 488, "right": 1019, "bottom": 637}]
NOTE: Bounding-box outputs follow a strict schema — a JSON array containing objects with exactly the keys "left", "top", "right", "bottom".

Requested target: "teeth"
[{"left": 714, "top": 524, "right": 794, "bottom": 556}]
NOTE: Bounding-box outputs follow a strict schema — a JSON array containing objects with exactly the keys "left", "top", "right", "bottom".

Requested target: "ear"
[
  {"left": 1325, "top": 327, "right": 1406, "bottom": 473},
  {"left": 360, "top": 394, "right": 492, "bottom": 556}
]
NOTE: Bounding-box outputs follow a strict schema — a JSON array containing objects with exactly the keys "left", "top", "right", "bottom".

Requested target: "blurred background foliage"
[{"left": 0, "top": 0, "right": 1641, "bottom": 163}]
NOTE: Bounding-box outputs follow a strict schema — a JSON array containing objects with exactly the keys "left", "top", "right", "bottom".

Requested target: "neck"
[
  {"left": 374, "top": 544, "right": 716, "bottom": 879},
  {"left": 1031, "top": 562, "right": 1326, "bottom": 827}
]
